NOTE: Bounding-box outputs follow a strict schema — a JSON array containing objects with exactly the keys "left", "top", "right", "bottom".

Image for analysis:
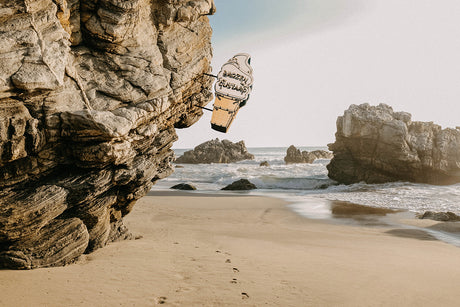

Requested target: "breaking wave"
[{"left": 154, "top": 147, "right": 460, "bottom": 214}]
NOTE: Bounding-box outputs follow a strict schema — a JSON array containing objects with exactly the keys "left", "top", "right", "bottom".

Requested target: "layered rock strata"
[
  {"left": 327, "top": 104, "right": 460, "bottom": 185},
  {"left": 284, "top": 145, "right": 333, "bottom": 164},
  {"left": 0, "top": 0, "right": 215, "bottom": 269},
  {"left": 175, "top": 138, "right": 254, "bottom": 164}
]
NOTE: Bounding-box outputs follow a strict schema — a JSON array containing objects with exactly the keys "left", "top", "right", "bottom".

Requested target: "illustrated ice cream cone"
[
  {"left": 211, "top": 53, "right": 253, "bottom": 133},
  {"left": 210, "top": 95, "right": 241, "bottom": 133}
]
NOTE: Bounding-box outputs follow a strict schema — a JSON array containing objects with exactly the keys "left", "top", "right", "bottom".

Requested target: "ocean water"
[{"left": 153, "top": 147, "right": 460, "bottom": 218}]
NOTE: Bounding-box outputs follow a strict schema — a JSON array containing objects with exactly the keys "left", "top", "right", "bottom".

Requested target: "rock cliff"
[
  {"left": 175, "top": 138, "right": 254, "bottom": 164},
  {"left": 0, "top": 0, "right": 215, "bottom": 269},
  {"left": 284, "top": 145, "right": 333, "bottom": 164},
  {"left": 327, "top": 103, "right": 460, "bottom": 185}
]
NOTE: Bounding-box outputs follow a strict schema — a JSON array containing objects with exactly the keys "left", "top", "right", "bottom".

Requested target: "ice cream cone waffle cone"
[{"left": 211, "top": 95, "right": 241, "bottom": 133}]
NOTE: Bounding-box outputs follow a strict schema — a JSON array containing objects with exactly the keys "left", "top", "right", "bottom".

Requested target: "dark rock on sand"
[
  {"left": 0, "top": 1, "right": 215, "bottom": 269},
  {"left": 284, "top": 145, "right": 333, "bottom": 164},
  {"left": 171, "top": 183, "right": 197, "bottom": 191},
  {"left": 419, "top": 211, "right": 460, "bottom": 222},
  {"left": 222, "top": 179, "right": 257, "bottom": 191},
  {"left": 328, "top": 103, "right": 460, "bottom": 185},
  {"left": 176, "top": 139, "right": 254, "bottom": 164},
  {"left": 259, "top": 161, "right": 270, "bottom": 167}
]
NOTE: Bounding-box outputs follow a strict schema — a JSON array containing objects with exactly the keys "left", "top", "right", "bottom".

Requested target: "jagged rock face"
[
  {"left": 0, "top": 0, "right": 215, "bottom": 269},
  {"left": 284, "top": 145, "right": 333, "bottom": 164},
  {"left": 175, "top": 138, "right": 254, "bottom": 164},
  {"left": 327, "top": 103, "right": 460, "bottom": 185}
]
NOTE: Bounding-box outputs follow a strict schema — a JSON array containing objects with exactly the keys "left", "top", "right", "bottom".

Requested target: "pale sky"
[{"left": 174, "top": 0, "right": 460, "bottom": 148}]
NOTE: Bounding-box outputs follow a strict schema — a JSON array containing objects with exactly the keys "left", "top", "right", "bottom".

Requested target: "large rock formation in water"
[
  {"left": 327, "top": 103, "right": 460, "bottom": 185},
  {"left": 284, "top": 145, "right": 333, "bottom": 164},
  {"left": 175, "top": 138, "right": 254, "bottom": 164},
  {"left": 0, "top": 0, "right": 215, "bottom": 269}
]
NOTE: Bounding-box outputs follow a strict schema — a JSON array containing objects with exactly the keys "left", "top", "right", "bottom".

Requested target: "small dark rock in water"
[
  {"left": 259, "top": 161, "right": 270, "bottom": 167},
  {"left": 222, "top": 179, "right": 257, "bottom": 191},
  {"left": 170, "top": 183, "right": 197, "bottom": 191},
  {"left": 284, "top": 145, "right": 333, "bottom": 164},
  {"left": 419, "top": 211, "right": 460, "bottom": 222}
]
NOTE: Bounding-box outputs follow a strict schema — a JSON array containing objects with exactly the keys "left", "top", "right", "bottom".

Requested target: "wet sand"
[{"left": 1, "top": 192, "right": 460, "bottom": 306}]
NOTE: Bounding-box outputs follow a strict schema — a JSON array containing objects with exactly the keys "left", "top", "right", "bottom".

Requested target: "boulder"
[
  {"left": 0, "top": 0, "right": 216, "bottom": 269},
  {"left": 171, "top": 183, "right": 197, "bottom": 191},
  {"left": 176, "top": 139, "right": 254, "bottom": 164},
  {"left": 419, "top": 211, "right": 460, "bottom": 222},
  {"left": 327, "top": 104, "right": 460, "bottom": 185},
  {"left": 222, "top": 179, "right": 257, "bottom": 191},
  {"left": 259, "top": 161, "right": 270, "bottom": 167},
  {"left": 284, "top": 145, "right": 333, "bottom": 164}
]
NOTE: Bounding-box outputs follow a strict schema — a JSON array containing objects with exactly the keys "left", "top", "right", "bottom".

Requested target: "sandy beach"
[{"left": 1, "top": 192, "right": 460, "bottom": 307}]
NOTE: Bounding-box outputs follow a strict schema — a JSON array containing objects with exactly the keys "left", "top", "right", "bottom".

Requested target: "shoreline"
[
  {"left": 154, "top": 189, "right": 460, "bottom": 247},
  {"left": 284, "top": 193, "right": 460, "bottom": 247},
  {"left": 1, "top": 192, "right": 460, "bottom": 306}
]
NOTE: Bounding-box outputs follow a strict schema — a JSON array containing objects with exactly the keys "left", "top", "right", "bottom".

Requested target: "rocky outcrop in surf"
[
  {"left": 327, "top": 103, "right": 460, "bottom": 185},
  {"left": 170, "top": 183, "right": 197, "bottom": 191},
  {"left": 284, "top": 145, "right": 333, "bottom": 164},
  {"left": 221, "top": 179, "right": 257, "bottom": 190},
  {"left": 418, "top": 211, "right": 460, "bottom": 222},
  {"left": 0, "top": 0, "right": 215, "bottom": 269},
  {"left": 175, "top": 139, "right": 254, "bottom": 164}
]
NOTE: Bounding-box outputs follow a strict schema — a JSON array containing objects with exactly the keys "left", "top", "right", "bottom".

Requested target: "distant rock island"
[
  {"left": 284, "top": 145, "right": 333, "bottom": 164},
  {"left": 175, "top": 139, "right": 254, "bottom": 164},
  {"left": 327, "top": 103, "right": 460, "bottom": 185}
]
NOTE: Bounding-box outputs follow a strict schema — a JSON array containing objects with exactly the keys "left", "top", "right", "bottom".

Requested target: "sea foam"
[{"left": 154, "top": 147, "right": 460, "bottom": 214}]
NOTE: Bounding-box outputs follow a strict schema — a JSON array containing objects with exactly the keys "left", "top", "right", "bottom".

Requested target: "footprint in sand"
[
  {"left": 157, "top": 296, "right": 167, "bottom": 304},
  {"left": 241, "top": 292, "right": 249, "bottom": 299},
  {"left": 225, "top": 259, "right": 231, "bottom": 263},
  {"left": 173, "top": 273, "right": 190, "bottom": 280},
  {"left": 176, "top": 286, "right": 196, "bottom": 293},
  {"left": 233, "top": 267, "right": 239, "bottom": 273},
  {"left": 230, "top": 278, "right": 238, "bottom": 284}
]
